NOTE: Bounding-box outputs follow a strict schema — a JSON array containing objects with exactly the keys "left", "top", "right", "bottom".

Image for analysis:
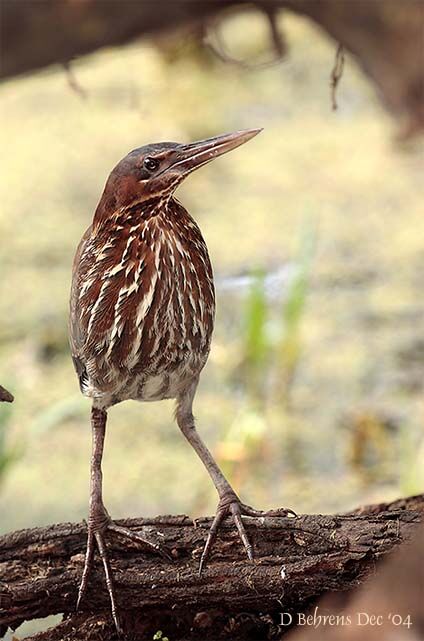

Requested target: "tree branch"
[
  {"left": 2, "top": 1, "right": 423, "bottom": 137},
  {"left": 1, "top": 495, "right": 423, "bottom": 640}
]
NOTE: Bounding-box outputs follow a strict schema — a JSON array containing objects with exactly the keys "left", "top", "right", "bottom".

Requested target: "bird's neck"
[
  {"left": 93, "top": 195, "right": 174, "bottom": 229},
  {"left": 93, "top": 195, "right": 193, "bottom": 235}
]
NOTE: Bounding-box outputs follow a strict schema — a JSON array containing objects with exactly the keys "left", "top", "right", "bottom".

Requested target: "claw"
[
  {"left": 241, "top": 503, "right": 297, "bottom": 518},
  {"left": 199, "top": 498, "right": 296, "bottom": 574},
  {"left": 76, "top": 518, "right": 171, "bottom": 637},
  {"left": 108, "top": 523, "right": 174, "bottom": 561},
  {"left": 95, "top": 531, "right": 122, "bottom": 635},
  {"left": 199, "top": 508, "right": 226, "bottom": 576},
  {"left": 76, "top": 525, "right": 123, "bottom": 636},
  {"left": 76, "top": 530, "right": 95, "bottom": 612},
  {"left": 231, "top": 503, "right": 254, "bottom": 561}
]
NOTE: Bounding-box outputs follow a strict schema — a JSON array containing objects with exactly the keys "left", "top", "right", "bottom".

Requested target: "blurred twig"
[
  {"left": 63, "top": 61, "right": 87, "bottom": 99},
  {"left": 330, "top": 43, "right": 345, "bottom": 110}
]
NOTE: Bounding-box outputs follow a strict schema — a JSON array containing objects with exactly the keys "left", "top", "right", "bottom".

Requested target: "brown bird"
[{"left": 69, "top": 129, "right": 294, "bottom": 633}]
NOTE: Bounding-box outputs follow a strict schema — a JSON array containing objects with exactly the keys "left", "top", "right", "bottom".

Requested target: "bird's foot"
[
  {"left": 76, "top": 505, "right": 171, "bottom": 637},
  {"left": 198, "top": 492, "right": 296, "bottom": 576}
]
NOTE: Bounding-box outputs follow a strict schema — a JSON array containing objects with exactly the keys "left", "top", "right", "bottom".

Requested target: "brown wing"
[{"left": 69, "top": 225, "right": 92, "bottom": 392}]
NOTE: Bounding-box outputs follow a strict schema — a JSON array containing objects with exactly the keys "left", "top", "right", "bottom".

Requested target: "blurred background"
[{"left": 1, "top": 9, "right": 424, "bottom": 543}]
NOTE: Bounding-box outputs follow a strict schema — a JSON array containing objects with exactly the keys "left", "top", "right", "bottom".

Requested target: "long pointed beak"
[{"left": 170, "top": 128, "right": 262, "bottom": 175}]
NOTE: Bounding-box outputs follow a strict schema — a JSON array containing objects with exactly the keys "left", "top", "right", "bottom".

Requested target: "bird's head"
[{"left": 94, "top": 129, "right": 262, "bottom": 222}]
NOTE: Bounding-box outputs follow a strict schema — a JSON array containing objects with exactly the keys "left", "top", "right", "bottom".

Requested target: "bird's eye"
[{"left": 144, "top": 157, "right": 160, "bottom": 171}]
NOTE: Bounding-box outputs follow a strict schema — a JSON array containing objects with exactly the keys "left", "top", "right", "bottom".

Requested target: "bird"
[{"left": 69, "top": 128, "right": 295, "bottom": 634}]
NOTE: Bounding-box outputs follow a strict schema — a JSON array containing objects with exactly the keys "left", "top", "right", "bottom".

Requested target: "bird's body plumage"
[{"left": 70, "top": 197, "right": 215, "bottom": 409}]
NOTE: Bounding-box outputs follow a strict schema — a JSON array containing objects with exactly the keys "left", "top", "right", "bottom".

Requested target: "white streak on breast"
[
  {"left": 136, "top": 272, "right": 158, "bottom": 327},
  {"left": 86, "top": 279, "right": 111, "bottom": 334},
  {"left": 121, "top": 235, "right": 135, "bottom": 265},
  {"left": 79, "top": 276, "right": 96, "bottom": 297},
  {"left": 107, "top": 263, "right": 125, "bottom": 277}
]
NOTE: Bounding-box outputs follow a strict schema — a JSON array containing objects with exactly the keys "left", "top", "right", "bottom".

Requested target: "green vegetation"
[
  {"left": 275, "top": 219, "right": 316, "bottom": 406},
  {"left": 0, "top": 402, "right": 21, "bottom": 488},
  {"left": 1, "top": 12, "right": 423, "bottom": 542},
  {"left": 240, "top": 267, "right": 268, "bottom": 400},
  {"left": 153, "top": 631, "right": 169, "bottom": 641}
]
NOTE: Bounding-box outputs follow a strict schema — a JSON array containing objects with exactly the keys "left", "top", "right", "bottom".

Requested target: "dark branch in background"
[
  {"left": 202, "top": 3, "right": 287, "bottom": 70},
  {"left": 1, "top": 1, "right": 423, "bottom": 138},
  {"left": 0, "top": 495, "right": 423, "bottom": 640},
  {"left": 0, "top": 385, "right": 13, "bottom": 403}
]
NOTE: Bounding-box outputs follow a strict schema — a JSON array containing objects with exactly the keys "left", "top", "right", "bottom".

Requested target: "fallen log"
[
  {"left": 289, "top": 521, "right": 424, "bottom": 641},
  {"left": 0, "top": 494, "right": 422, "bottom": 640}
]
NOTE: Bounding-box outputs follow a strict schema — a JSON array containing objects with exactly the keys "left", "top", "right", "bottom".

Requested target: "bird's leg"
[
  {"left": 176, "top": 383, "right": 296, "bottom": 575},
  {"left": 77, "top": 407, "right": 171, "bottom": 636},
  {"left": 76, "top": 407, "right": 123, "bottom": 634}
]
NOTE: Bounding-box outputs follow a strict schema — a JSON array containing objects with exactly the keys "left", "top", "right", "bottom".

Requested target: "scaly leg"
[
  {"left": 76, "top": 407, "right": 171, "bottom": 636},
  {"left": 176, "top": 381, "right": 296, "bottom": 575}
]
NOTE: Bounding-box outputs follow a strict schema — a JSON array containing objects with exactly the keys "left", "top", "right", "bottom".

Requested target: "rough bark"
[
  {"left": 1, "top": 1, "right": 423, "bottom": 138},
  {"left": 0, "top": 494, "right": 423, "bottom": 640},
  {"left": 290, "top": 521, "right": 424, "bottom": 641}
]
